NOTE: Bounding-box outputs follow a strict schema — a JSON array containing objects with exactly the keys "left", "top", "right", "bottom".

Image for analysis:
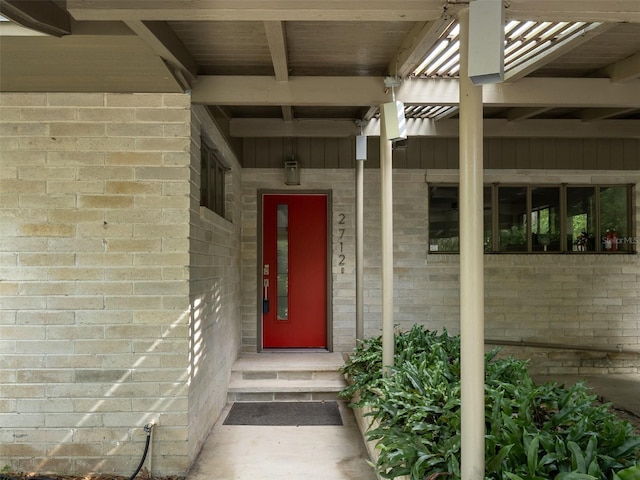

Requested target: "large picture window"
[
  {"left": 200, "top": 141, "right": 227, "bottom": 217},
  {"left": 428, "top": 184, "right": 633, "bottom": 254}
]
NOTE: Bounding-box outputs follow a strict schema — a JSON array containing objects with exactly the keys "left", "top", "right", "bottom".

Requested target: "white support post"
[
  {"left": 356, "top": 157, "right": 364, "bottom": 342},
  {"left": 380, "top": 108, "right": 394, "bottom": 375},
  {"left": 458, "top": 8, "right": 486, "bottom": 480}
]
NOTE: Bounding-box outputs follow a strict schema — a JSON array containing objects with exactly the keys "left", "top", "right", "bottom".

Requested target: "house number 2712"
[{"left": 337, "top": 213, "right": 346, "bottom": 273}]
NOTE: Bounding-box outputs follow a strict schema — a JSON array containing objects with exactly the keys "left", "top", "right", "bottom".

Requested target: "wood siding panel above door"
[{"left": 242, "top": 137, "right": 640, "bottom": 170}]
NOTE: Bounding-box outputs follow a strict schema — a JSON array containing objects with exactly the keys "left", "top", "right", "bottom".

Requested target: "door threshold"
[{"left": 261, "top": 348, "right": 331, "bottom": 353}]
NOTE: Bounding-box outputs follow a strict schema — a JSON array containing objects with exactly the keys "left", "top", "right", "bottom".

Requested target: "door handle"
[{"left": 263, "top": 279, "right": 269, "bottom": 313}]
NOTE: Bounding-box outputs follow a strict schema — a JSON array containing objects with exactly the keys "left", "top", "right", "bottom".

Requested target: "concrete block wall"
[
  {"left": 240, "top": 168, "right": 640, "bottom": 373},
  {"left": 186, "top": 106, "right": 242, "bottom": 464},
  {"left": 0, "top": 92, "right": 202, "bottom": 475}
]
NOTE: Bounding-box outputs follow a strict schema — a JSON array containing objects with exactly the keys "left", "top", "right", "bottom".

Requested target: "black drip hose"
[
  {"left": 128, "top": 423, "right": 154, "bottom": 480},
  {"left": 0, "top": 423, "right": 155, "bottom": 480}
]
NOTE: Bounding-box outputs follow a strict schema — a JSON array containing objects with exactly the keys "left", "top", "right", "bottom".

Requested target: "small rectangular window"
[
  {"left": 498, "top": 186, "right": 527, "bottom": 252},
  {"left": 600, "top": 186, "right": 630, "bottom": 252},
  {"left": 200, "top": 141, "right": 226, "bottom": 217},
  {"left": 531, "top": 187, "right": 561, "bottom": 252},
  {"left": 429, "top": 186, "right": 459, "bottom": 252}
]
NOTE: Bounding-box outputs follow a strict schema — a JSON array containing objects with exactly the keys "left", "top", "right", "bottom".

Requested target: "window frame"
[
  {"left": 428, "top": 183, "right": 634, "bottom": 254},
  {"left": 200, "top": 140, "right": 228, "bottom": 217}
]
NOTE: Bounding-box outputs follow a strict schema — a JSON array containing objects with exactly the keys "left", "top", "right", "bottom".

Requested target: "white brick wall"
[
  {"left": 240, "top": 168, "right": 640, "bottom": 372},
  {"left": 0, "top": 93, "right": 207, "bottom": 475}
]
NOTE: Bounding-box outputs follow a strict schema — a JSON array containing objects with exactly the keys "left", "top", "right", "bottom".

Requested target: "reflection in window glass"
[
  {"left": 484, "top": 187, "right": 492, "bottom": 252},
  {"left": 531, "top": 187, "right": 560, "bottom": 252},
  {"left": 428, "top": 183, "right": 632, "bottom": 254},
  {"left": 429, "top": 186, "right": 459, "bottom": 252},
  {"left": 498, "top": 187, "right": 527, "bottom": 252},
  {"left": 566, "top": 187, "right": 595, "bottom": 252},
  {"left": 276, "top": 205, "right": 289, "bottom": 320},
  {"left": 600, "top": 186, "right": 629, "bottom": 252}
]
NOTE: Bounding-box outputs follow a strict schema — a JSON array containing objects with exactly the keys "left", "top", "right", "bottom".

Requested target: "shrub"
[{"left": 340, "top": 325, "right": 640, "bottom": 480}]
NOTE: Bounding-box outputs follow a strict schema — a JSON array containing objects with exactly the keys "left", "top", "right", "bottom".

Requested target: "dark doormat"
[{"left": 223, "top": 401, "right": 343, "bottom": 426}]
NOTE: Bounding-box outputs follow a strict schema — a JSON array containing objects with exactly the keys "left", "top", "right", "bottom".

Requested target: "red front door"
[{"left": 262, "top": 194, "right": 328, "bottom": 349}]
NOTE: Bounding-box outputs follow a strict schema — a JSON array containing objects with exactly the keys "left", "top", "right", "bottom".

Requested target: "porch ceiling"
[{"left": 1, "top": 0, "right": 639, "bottom": 138}]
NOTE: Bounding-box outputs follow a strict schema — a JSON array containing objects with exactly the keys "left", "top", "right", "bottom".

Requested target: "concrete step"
[{"left": 227, "top": 352, "right": 348, "bottom": 402}]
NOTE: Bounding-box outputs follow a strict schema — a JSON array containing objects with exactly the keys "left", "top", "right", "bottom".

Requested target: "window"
[
  {"left": 428, "top": 184, "right": 633, "bottom": 253},
  {"left": 200, "top": 141, "right": 226, "bottom": 217}
]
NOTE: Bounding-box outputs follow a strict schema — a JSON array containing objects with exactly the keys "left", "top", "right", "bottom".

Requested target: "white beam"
[
  {"left": 390, "top": 11, "right": 457, "bottom": 78},
  {"left": 281, "top": 106, "right": 294, "bottom": 121},
  {"left": 230, "top": 117, "right": 640, "bottom": 138},
  {"left": 505, "top": 23, "right": 615, "bottom": 82},
  {"left": 67, "top": 0, "right": 446, "bottom": 21},
  {"left": 264, "top": 21, "right": 289, "bottom": 81},
  {"left": 124, "top": 20, "right": 198, "bottom": 82},
  {"left": 580, "top": 107, "right": 638, "bottom": 122},
  {"left": 192, "top": 75, "right": 640, "bottom": 108},
  {"left": 504, "top": 0, "right": 640, "bottom": 23},
  {"left": 0, "top": 0, "right": 71, "bottom": 36},
  {"left": 507, "top": 107, "right": 552, "bottom": 122},
  {"left": 602, "top": 52, "right": 640, "bottom": 83}
]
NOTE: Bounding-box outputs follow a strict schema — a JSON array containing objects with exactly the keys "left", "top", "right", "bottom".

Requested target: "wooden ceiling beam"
[
  {"left": 602, "top": 52, "right": 640, "bottom": 83},
  {"left": 580, "top": 107, "right": 638, "bottom": 122},
  {"left": 507, "top": 107, "right": 552, "bottom": 122},
  {"left": 504, "top": 0, "right": 640, "bottom": 23},
  {"left": 124, "top": 20, "right": 198, "bottom": 84},
  {"left": 0, "top": 0, "right": 71, "bottom": 36},
  {"left": 264, "top": 21, "right": 289, "bottom": 81},
  {"left": 390, "top": 8, "right": 457, "bottom": 78},
  {"left": 67, "top": 0, "right": 446, "bottom": 22},
  {"left": 192, "top": 76, "right": 640, "bottom": 109}
]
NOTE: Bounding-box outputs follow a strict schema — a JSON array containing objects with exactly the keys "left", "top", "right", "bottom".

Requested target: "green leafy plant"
[{"left": 340, "top": 325, "right": 640, "bottom": 480}]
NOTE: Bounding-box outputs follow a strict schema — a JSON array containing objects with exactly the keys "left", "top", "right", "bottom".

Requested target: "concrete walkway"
[
  {"left": 187, "top": 373, "right": 640, "bottom": 480},
  {"left": 188, "top": 401, "right": 377, "bottom": 480}
]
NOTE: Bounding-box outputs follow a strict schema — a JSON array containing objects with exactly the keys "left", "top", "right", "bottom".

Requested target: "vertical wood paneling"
[
  {"left": 502, "top": 139, "right": 518, "bottom": 168},
  {"left": 338, "top": 137, "right": 353, "bottom": 168},
  {"left": 419, "top": 138, "right": 434, "bottom": 169},
  {"left": 486, "top": 139, "right": 501, "bottom": 168},
  {"left": 243, "top": 138, "right": 256, "bottom": 167},
  {"left": 517, "top": 138, "right": 532, "bottom": 168},
  {"left": 569, "top": 140, "right": 585, "bottom": 169},
  {"left": 542, "top": 139, "right": 557, "bottom": 169},
  {"left": 482, "top": 141, "right": 491, "bottom": 168},
  {"left": 406, "top": 136, "right": 421, "bottom": 168},
  {"left": 324, "top": 138, "right": 340, "bottom": 168},
  {"left": 296, "top": 137, "right": 311, "bottom": 167},
  {"left": 584, "top": 139, "right": 597, "bottom": 169},
  {"left": 433, "top": 138, "right": 448, "bottom": 168},
  {"left": 367, "top": 137, "right": 380, "bottom": 169},
  {"left": 268, "top": 138, "right": 284, "bottom": 168},
  {"left": 394, "top": 144, "right": 407, "bottom": 168},
  {"left": 530, "top": 139, "right": 544, "bottom": 168},
  {"left": 242, "top": 137, "right": 639, "bottom": 171},
  {"left": 609, "top": 140, "right": 624, "bottom": 170},
  {"left": 596, "top": 139, "right": 610, "bottom": 170},
  {"left": 309, "top": 138, "right": 325, "bottom": 167},
  {"left": 623, "top": 139, "right": 638, "bottom": 170},
  {"left": 254, "top": 138, "right": 271, "bottom": 167},
  {"left": 447, "top": 138, "right": 458, "bottom": 168}
]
